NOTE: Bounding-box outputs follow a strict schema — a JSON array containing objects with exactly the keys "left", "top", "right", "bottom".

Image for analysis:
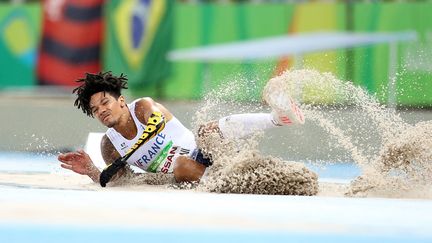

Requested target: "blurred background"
[{"left": 0, "top": 0, "right": 431, "bottom": 157}]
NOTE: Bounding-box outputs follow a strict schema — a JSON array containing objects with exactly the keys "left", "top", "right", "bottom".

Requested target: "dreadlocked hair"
[{"left": 73, "top": 71, "right": 128, "bottom": 117}]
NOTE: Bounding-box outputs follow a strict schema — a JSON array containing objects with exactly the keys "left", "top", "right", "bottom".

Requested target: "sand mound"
[{"left": 199, "top": 151, "right": 318, "bottom": 195}]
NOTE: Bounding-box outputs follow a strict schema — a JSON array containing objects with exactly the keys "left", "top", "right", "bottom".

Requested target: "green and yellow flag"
[{"left": 104, "top": 0, "right": 172, "bottom": 93}]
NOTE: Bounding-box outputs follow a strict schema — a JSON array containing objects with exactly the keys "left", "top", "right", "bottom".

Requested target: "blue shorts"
[{"left": 191, "top": 149, "right": 213, "bottom": 167}]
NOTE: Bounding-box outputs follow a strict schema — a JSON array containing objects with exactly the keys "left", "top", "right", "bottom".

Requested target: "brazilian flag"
[{"left": 104, "top": 0, "right": 173, "bottom": 96}]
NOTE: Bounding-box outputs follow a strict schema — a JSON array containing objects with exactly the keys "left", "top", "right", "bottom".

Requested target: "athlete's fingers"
[
  {"left": 59, "top": 155, "right": 84, "bottom": 165},
  {"left": 58, "top": 151, "right": 84, "bottom": 162},
  {"left": 58, "top": 154, "right": 71, "bottom": 163},
  {"left": 60, "top": 163, "right": 73, "bottom": 170},
  {"left": 58, "top": 152, "right": 69, "bottom": 159},
  {"left": 77, "top": 150, "right": 90, "bottom": 159},
  {"left": 59, "top": 159, "right": 74, "bottom": 165},
  {"left": 72, "top": 151, "right": 89, "bottom": 160}
]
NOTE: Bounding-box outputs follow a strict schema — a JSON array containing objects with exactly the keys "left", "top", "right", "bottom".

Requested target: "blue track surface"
[
  {"left": 2, "top": 224, "right": 431, "bottom": 243},
  {"left": 0, "top": 152, "right": 431, "bottom": 243}
]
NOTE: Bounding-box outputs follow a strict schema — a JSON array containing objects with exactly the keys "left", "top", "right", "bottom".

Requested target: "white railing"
[{"left": 168, "top": 31, "right": 418, "bottom": 108}]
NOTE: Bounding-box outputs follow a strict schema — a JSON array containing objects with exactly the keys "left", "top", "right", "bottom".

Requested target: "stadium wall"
[{"left": 0, "top": 2, "right": 430, "bottom": 106}]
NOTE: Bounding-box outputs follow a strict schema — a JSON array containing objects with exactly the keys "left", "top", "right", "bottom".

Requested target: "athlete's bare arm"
[
  {"left": 100, "top": 134, "right": 131, "bottom": 181},
  {"left": 100, "top": 135, "right": 119, "bottom": 165}
]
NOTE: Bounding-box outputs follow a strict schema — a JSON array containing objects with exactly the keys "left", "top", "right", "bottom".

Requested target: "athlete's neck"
[{"left": 113, "top": 107, "right": 137, "bottom": 140}]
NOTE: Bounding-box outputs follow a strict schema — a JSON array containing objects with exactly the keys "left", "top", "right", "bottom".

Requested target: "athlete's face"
[{"left": 89, "top": 92, "right": 125, "bottom": 128}]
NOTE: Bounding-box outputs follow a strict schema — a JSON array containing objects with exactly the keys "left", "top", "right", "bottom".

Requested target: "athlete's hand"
[{"left": 58, "top": 149, "right": 98, "bottom": 176}]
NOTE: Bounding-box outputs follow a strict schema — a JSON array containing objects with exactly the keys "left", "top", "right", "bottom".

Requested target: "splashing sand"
[
  {"left": 347, "top": 121, "right": 432, "bottom": 198},
  {"left": 116, "top": 69, "right": 430, "bottom": 198},
  {"left": 192, "top": 75, "right": 319, "bottom": 196},
  {"left": 269, "top": 69, "right": 431, "bottom": 198}
]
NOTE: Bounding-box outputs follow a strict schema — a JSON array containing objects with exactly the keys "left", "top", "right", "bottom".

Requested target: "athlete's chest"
[{"left": 124, "top": 132, "right": 170, "bottom": 164}]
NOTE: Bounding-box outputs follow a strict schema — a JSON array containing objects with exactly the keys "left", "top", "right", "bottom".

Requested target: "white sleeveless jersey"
[{"left": 105, "top": 99, "right": 197, "bottom": 173}]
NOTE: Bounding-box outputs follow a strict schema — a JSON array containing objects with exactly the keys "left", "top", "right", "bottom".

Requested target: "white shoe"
[{"left": 266, "top": 91, "right": 305, "bottom": 125}]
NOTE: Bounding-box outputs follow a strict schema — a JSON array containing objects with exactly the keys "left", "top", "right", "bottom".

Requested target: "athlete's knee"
[
  {"left": 197, "top": 121, "right": 223, "bottom": 139},
  {"left": 174, "top": 156, "right": 206, "bottom": 183}
]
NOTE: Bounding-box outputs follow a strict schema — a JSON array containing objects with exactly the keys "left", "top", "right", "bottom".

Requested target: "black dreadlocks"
[{"left": 73, "top": 71, "right": 128, "bottom": 117}]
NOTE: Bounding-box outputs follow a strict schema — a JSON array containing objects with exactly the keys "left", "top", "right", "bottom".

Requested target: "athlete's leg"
[
  {"left": 199, "top": 109, "right": 303, "bottom": 140},
  {"left": 198, "top": 82, "right": 304, "bottom": 139},
  {"left": 173, "top": 156, "right": 206, "bottom": 182},
  {"left": 217, "top": 113, "right": 278, "bottom": 139},
  {"left": 198, "top": 111, "right": 300, "bottom": 140}
]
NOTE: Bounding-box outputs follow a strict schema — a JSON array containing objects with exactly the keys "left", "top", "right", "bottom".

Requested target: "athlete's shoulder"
[
  {"left": 134, "top": 97, "right": 155, "bottom": 105},
  {"left": 134, "top": 96, "right": 173, "bottom": 122},
  {"left": 132, "top": 97, "right": 155, "bottom": 111}
]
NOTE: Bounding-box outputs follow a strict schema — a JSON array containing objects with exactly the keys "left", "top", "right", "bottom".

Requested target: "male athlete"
[{"left": 58, "top": 71, "right": 304, "bottom": 186}]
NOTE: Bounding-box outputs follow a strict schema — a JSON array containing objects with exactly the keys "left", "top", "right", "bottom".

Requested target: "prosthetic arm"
[{"left": 99, "top": 111, "right": 166, "bottom": 187}]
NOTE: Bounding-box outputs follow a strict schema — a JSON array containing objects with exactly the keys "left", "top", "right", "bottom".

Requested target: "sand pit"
[
  {"left": 52, "top": 69, "right": 429, "bottom": 199},
  {"left": 0, "top": 171, "right": 349, "bottom": 198},
  {"left": 2, "top": 69, "right": 428, "bottom": 200}
]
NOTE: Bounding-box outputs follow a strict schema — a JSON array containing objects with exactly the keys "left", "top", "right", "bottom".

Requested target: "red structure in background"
[{"left": 37, "top": 0, "right": 104, "bottom": 86}]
